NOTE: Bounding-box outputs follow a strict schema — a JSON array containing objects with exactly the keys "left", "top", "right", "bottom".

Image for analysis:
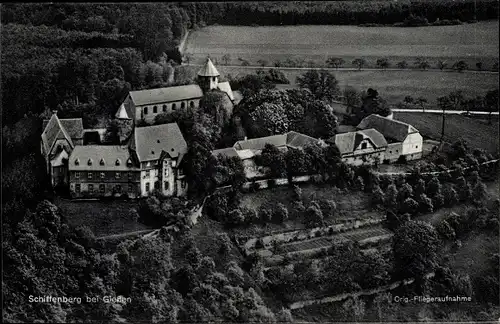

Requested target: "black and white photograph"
[{"left": 1, "top": 1, "right": 499, "bottom": 323}]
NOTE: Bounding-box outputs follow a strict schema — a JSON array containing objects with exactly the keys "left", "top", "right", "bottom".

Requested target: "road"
[{"left": 392, "top": 109, "right": 499, "bottom": 115}]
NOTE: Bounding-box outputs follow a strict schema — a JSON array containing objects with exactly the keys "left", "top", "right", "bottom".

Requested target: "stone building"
[
  {"left": 357, "top": 114, "right": 423, "bottom": 163},
  {"left": 115, "top": 57, "right": 235, "bottom": 125},
  {"left": 41, "top": 111, "right": 84, "bottom": 188},
  {"left": 327, "top": 128, "right": 387, "bottom": 166}
]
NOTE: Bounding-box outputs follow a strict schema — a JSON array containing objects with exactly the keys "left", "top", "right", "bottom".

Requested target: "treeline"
[{"left": 213, "top": 1, "right": 498, "bottom": 26}]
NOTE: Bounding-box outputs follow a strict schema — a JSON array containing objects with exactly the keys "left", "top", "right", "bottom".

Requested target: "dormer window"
[
  {"left": 87, "top": 158, "right": 93, "bottom": 166},
  {"left": 126, "top": 158, "right": 133, "bottom": 166},
  {"left": 157, "top": 140, "right": 160, "bottom": 143},
  {"left": 153, "top": 106, "right": 158, "bottom": 113},
  {"left": 75, "top": 158, "right": 80, "bottom": 165},
  {"left": 100, "top": 158, "right": 105, "bottom": 166},
  {"left": 163, "top": 104, "right": 167, "bottom": 112},
  {"left": 151, "top": 151, "right": 155, "bottom": 155},
  {"left": 115, "top": 159, "right": 121, "bottom": 166},
  {"left": 144, "top": 107, "right": 148, "bottom": 115}
]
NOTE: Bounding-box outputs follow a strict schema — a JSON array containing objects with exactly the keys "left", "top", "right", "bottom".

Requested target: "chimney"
[
  {"left": 244, "top": 136, "right": 247, "bottom": 141},
  {"left": 52, "top": 110, "right": 58, "bottom": 116}
]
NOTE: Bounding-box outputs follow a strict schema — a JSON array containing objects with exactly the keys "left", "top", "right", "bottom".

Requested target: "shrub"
[
  {"left": 292, "top": 184, "right": 302, "bottom": 201},
  {"left": 272, "top": 203, "right": 289, "bottom": 224},
  {"left": 227, "top": 208, "right": 245, "bottom": 227},
  {"left": 436, "top": 220, "right": 456, "bottom": 241},
  {"left": 217, "top": 232, "right": 232, "bottom": 254},
  {"left": 258, "top": 206, "right": 273, "bottom": 223},
  {"left": 304, "top": 204, "right": 324, "bottom": 228},
  {"left": 318, "top": 199, "right": 337, "bottom": 218},
  {"left": 242, "top": 207, "right": 259, "bottom": 225}
]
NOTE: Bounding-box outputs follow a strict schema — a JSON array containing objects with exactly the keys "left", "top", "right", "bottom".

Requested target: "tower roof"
[{"left": 197, "top": 57, "right": 220, "bottom": 77}]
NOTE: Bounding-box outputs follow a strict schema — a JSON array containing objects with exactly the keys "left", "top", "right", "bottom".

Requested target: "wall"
[
  {"left": 140, "top": 165, "right": 159, "bottom": 196},
  {"left": 161, "top": 159, "right": 176, "bottom": 196},
  {"left": 402, "top": 132, "right": 423, "bottom": 157},
  {"left": 69, "top": 170, "right": 141, "bottom": 198},
  {"left": 70, "top": 181, "right": 140, "bottom": 199},
  {"left": 136, "top": 98, "right": 201, "bottom": 124},
  {"left": 384, "top": 142, "right": 403, "bottom": 162}
]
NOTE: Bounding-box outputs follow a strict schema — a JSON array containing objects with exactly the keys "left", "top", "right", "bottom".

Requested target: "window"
[
  {"left": 153, "top": 106, "right": 158, "bottom": 113},
  {"left": 99, "top": 184, "right": 105, "bottom": 193},
  {"left": 146, "top": 183, "right": 150, "bottom": 192},
  {"left": 115, "top": 185, "right": 122, "bottom": 193},
  {"left": 154, "top": 181, "right": 159, "bottom": 190},
  {"left": 115, "top": 172, "right": 121, "bottom": 179},
  {"left": 75, "top": 172, "right": 80, "bottom": 179},
  {"left": 181, "top": 102, "right": 185, "bottom": 109},
  {"left": 128, "top": 184, "right": 134, "bottom": 193},
  {"left": 145, "top": 170, "right": 150, "bottom": 177},
  {"left": 164, "top": 181, "right": 169, "bottom": 190},
  {"left": 100, "top": 172, "right": 105, "bottom": 179},
  {"left": 172, "top": 103, "right": 176, "bottom": 111},
  {"left": 88, "top": 172, "right": 93, "bottom": 180},
  {"left": 128, "top": 172, "right": 133, "bottom": 180},
  {"left": 181, "top": 181, "right": 186, "bottom": 189},
  {"left": 75, "top": 184, "right": 81, "bottom": 193},
  {"left": 361, "top": 142, "right": 367, "bottom": 149},
  {"left": 396, "top": 150, "right": 399, "bottom": 153},
  {"left": 100, "top": 158, "right": 105, "bottom": 166},
  {"left": 212, "top": 77, "right": 216, "bottom": 82},
  {"left": 163, "top": 104, "right": 167, "bottom": 112},
  {"left": 144, "top": 107, "right": 148, "bottom": 115},
  {"left": 416, "top": 145, "right": 418, "bottom": 148},
  {"left": 165, "top": 168, "right": 169, "bottom": 177},
  {"left": 190, "top": 101, "right": 195, "bottom": 108},
  {"left": 88, "top": 184, "right": 94, "bottom": 193},
  {"left": 389, "top": 150, "right": 392, "bottom": 154}
]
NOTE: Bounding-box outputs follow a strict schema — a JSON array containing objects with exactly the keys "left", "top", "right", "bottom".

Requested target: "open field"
[
  {"left": 186, "top": 21, "right": 499, "bottom": 69},
  {"left": 393, "top": 112, "right": 499, "bottom": 154},
  {"left": 55, "top": 198, "right": 151, "bottom": 237},
  {"left": 217, "top": 66, "right": 499, "bottom": 104}
]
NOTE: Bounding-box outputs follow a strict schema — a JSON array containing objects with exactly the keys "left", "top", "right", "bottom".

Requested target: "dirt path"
[{"left": 97, "top": 229, "right": 155, "bottom": 240}]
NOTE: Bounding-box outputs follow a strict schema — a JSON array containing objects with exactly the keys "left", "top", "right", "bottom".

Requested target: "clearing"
[
  {"left": 393, "top": 112, "right": 499, "bottom": 155},
  {"left": 55, "top": 197, "right": 151, "bottom": 237}
]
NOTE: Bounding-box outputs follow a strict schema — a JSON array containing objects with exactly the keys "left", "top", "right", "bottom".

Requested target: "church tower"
[{"left": 197, "top": 57, "right": 220, "bottom": 92}]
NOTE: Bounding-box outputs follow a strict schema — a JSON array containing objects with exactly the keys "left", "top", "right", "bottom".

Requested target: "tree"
[
  {"left": 222, "top": 54, "right": 231, "bottom": 65},
  {"left": 415, "top": 97, "right": 428, "bottom": 111},
  {"left": 184, "top": 52, "right": 193, "bottom": 65},
  {"left": 415, "top": 57, "right": 430, "bottom": 70},
  {"left": 317, "top": 199, "right": 337, "bottom": 218},
  {"left": 326, "top": 57, "right": 345, "bottom": 69},
  {"left": 443, "top": 185, "right": 459, "bottom": 206},
  {"left": 271, "top": 203, "right": 289, "bottom": 224},
  {"left": 285, "top": 148, "right": 308, "bottom": 177},
  {"left": 435, "top": 220, "right": 456, "bottom": 241},
  {"left": 385, "top": 183, "right": 398, "bottom": 208},
  {"left": 417, "top": 193, "right": 434, "bottom": 213},
  {"left": 352, "top": 58, "right": 367, "bottom": 70},
  {"left": 453, "top": 60, "right": 469, "bottom": 72},
  {"left": 260, "top": 143, "right": 286, "bottom": 178},
  {"left": 199, "top": 90, "right": 232, "bottom": 126},
  {"left": 472, "top": 181, "right": 487, "bottom": 202},
  {"left": 358, "top": 88, "right": 391, "bottom": 119},
  {"left": 257, "top": 59, "right": 268, "bottom": 67},
  {"left": 248, "top": 102, "right": 289, "bottom": 137},
  {"left": 437, "top": 95, "right": 452, "bottom": 140},
  {"left": 343, "top": 86, "right": 361, "bottom": 111},
  {"left": 302, "top": 100, "right": 339, "bottom": 139},
  {"left": 296, "top": 69, "right": 340, "bottom": 101},
  {"left": 304, "top": 204, "right": 324, "bottom": 228},
  {"left": 397, "top": 183, "right": 414, "bottom": 203},
  {"left": 437, "top": 60, "right": 447, "bottom": 70},
  {"left": 376, "top": 58, "right": 390, "bottom": 70},
  {"left": 393, "top": 220, "right": 439, "bottom": 279},
  {"left": 402, "top": 197, "right": 419, "bottom": 215},
  {"left": 397, "top": 60, "right": 408, "bottom": 69}
]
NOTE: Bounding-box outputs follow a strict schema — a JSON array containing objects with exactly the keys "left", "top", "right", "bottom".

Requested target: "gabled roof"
[
  {"left": 43, "top": 118, "right": 83, "bottom": 140},
  {"left": 41, "top": 113, "right": 75, "bottom": 155},
  {"left": 217, "top": 81, "right": 234, "bottom": 101},
  {"left": 198, "top": 57, "right": 220, "bottom": 77},
  {"left": 286, "top": 131, "right": 319, "bottom": 149},
  {"left": 69, "top": 145, "right": 139, "bottom": 171},
  {"left": 129, "top": 84, "right": 204, "bottom": 106},
  {"left": 115, "top": 103, "right": 130, "bottom": 119},
  {"left": 328, "top": 128, "right": 387, "bottom": 155},
  {"left": 131, "top": 123, "right": 187, "bottom": 162},
  {"left": 233, "top": 134, "right": 287, "bottom": 151},
  {"left": 357, "top": 114, "right": 418, "bottom": 142},
  {"left": 212, "top": 147, "right": 239, "bottom": 159}
]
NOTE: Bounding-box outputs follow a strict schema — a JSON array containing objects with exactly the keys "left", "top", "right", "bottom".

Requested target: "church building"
[{"left": 115, "top": 57, "right": 235, "bottom": 125}]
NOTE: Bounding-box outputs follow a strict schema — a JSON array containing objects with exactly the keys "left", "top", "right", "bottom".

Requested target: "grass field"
[
  {"left": 393, "top": 112, "right": 499, "bottom": 154},
  {"left": 218, "top": 66, "right": 498, "bottom": 104},
  {"left": 186, "top": 21, "right": 499, "bottom": 68},
  {"left": 55, "top": 198, "right": 151, "bottom": 237}
]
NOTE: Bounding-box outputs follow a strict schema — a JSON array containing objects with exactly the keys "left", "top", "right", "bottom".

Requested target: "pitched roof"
[
  {"left": 212, "top": 147, "right": 239, "bottom": 159},
  {"left": 329, "top": 128, "right": 387, "bottom": 155},
  {"left": 198, "top": 57, "right": 220, "bottom": 77},
  {"left": 68, "top": 145, "right": 139, "bottom": 171},
  {"left": 286, "top": 131, "right": 319, "bottom": 149},
  {"left": 41, "top": 114, "right": 74, "bottom": 154},
  {"left": 217, "top": 81, "right": 234, "bottom": 101},
  {"left": 358, "top": 128, "right": 388, "bottom": 148},
  {"left": 131, "top": 123, "right": 187, "bottom": 162},
  {"left": 357, "top": 114, "right": 418, "bottom": 142},
  {"left": 233, "top": 134, "right": 287, "bottom": 151},
  {"left": 115, "top": 103, "right": 130, "bottom": 119},
  {"left": 129, "top": 84, "right": 204, "bottom": 106}
]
